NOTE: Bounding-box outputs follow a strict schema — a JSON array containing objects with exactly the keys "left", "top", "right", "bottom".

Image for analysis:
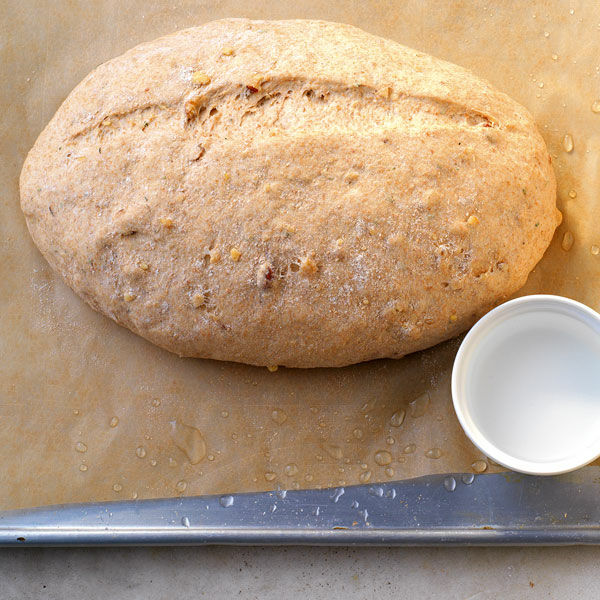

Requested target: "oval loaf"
[{"left": 20, "top": 19, "right": 560, "bottom": 367}]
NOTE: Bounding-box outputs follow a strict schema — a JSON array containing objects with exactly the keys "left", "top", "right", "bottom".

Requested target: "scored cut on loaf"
[{"left": 20, "top": 19, "right": 561, "bottom": 367}]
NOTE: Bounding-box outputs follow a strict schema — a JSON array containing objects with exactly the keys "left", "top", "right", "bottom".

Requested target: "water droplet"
[
  {"left": 79, "top": 464, "right": 88, "bottom": 472},
  {"left": 561, "top": 231, "right": 574, "bottom": 251},
  {"left": 284, "top": 463, "right": 299, "bottom": 477},
  {"left": 135, "top": 446, "right": 146, "bottom": 458},
  {"left": 175, "top": 480, "right": 187, "bottom": 493},
  {"left": 109, "top": 416, "right": 119, "bottom": 428},
  {"left": 569, "top": 8, "right": 574, "bottom": 14},
  {"left": 568, "top": 189, "right": 577, "bottom": 199},
  {"left": 305, "top": 473, "right": 314, "bottom": 482},
  {"left": 207, "top": 454, "right": 215, "bottom": 461},
  {"left": 131, "top": 491, "right": 138, "bottom": 499},
  {"left": 592, "top": 100, "right": 600, "bottom": 113},
  {"left": 374, "top": 450, "right": 393, "bottom": 466},
  {"left": 151, "top": 398, "right": 161, "bottom": 407},
  {"left": 330, "top": 487, "right": 345, "bottom": 503},
  {"left": 168, "top": 457, "right": 178, "bottom": 467},
  {"left": 73, "top": 409, "right": 80, "bottom": 416},
  {"left": 291, "top": 481, "right": 300, "bottom": 490},
  {"left": 368, "top": 486, "right": 384, "bottom": 497},
  {"left": 562, "top": 133, "right": 574, "bottom": 153},
  {"left": 403, "top": 443, "right": 416, "bottom": 454},
  {"left": 170, "top": 421, "right": 206, "bottom": 464},
  {"left": 471, "top": 459, "right": 488, "bottom": 473},
  {"left": 462, "top": 473, "right": 475, "bottom": 485},
  {"left": 221, "top": 410, "right": 229, "bottom": 418},
  {"left": 551, "top": 53, "right": 559, "bottom": 60},
  {"left": 352, "top": 428, "right": 363, "bottom": 439},
  {"left": 312, "top": 506, "right": 320, "bottom": 516},
  {"left": 538, "top": 81, "right": 545, "bottom": 88},
  {"left": 150, "top": 459, "right": 157, "bottom": 466},
  {"left": 543, "top": 31, "right": 550, "bottom": 37},
  {"left": 264, "top": 471, "right": 276, "bottom": 481},
  {"left": 271, "top": 409, "right": 287, "bottom": 425},
  {"left": 322, "top": 443, "right": 343, "bottom": 460},
  {"left": 276, "top": 488, "right": 287, "bottom": 500},
  {"left": 113, "top": 483, "right": 122, "bottom": 492},
  {"left": 385, "top": 467, "right": 394, "bottom": 477},
  {"left": 75, "top": 441, "right": 87, "bottom": 453},
  {"left": 386, "top": 436, "right": 395, "bottom": 445},
  {"left": 591, "top": 245, "right": 599, "bottom": 255},
  {"left": 359, "top": 508, "right": 369, "bottom": 523},
  {"left": 444, "top": 476, "right": 457, "bottom": 492},
  {"left": 270, "top": 503, "right": 277, "bottom": 513},
  {"left": 386, "top": 488, "right": 397, "bottom": 499},
  {"left": 390, "top": 408, "right": 406, "bottom": 427},
  {"left": 409, "top": 392, "right": 430, "bottom": 418},
  {"left": 219, "top": 495, "right": 234, "bottom": 507},
  {"left": 181, "top": 516, "right": 190, "bottom": 527},
  {"left": 425, "top": 447, "right": 442, "bottom": 459},
  {"left": 358, "top": 470, "right": 372, "bottom": 483}
]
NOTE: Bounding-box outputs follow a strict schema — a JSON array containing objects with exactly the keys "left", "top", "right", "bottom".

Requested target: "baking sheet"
[{"left": 1, "top": 0, "right": 599, "bottom": 511}]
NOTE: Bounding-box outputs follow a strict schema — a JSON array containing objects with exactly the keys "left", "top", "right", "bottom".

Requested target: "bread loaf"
[{"left": 20, "top": 19, "right": 560, "bottom": 367}]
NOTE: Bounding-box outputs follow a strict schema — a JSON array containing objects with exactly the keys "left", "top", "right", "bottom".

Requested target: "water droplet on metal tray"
[
  {"left": 75, "top": 442, "right": 87, "bottom": 453},
  {"left": 368, "top": 486, "right": 384, "bottom": 498},
  {"left": 312, "top": 506, "right": 320, "bottom": 516},
  {"left": 219, "top": 495, "right": 234, "bottom": 507},
  {"left": 444, "top": 476, "right": 457, "bottom": 492},
  {"left": 374, "top": 450, "right": 392, "bottom": 466},
  {"left": 425, "top": 447, "right": 442, "bottom": 459},
  {"left": 330, "top": 487, "right": 345, "bottom": 503},
  {"left": 562, "top": 133, "right": 574, "bottom": 153},
  {"left": 135, "top": 446, "right": 146, "bottom": 459},
  {"left": 462, "top": 473, "right": 475, "bottom": 485},
  {"left": 351, "top": 500, "right": 359, "bottom": 509},
  {"left": 390, "top": 408, "right": 406, "bottom": 427},
  {"left": 181, "top": 516, "right": 190, "bottom": 527}
]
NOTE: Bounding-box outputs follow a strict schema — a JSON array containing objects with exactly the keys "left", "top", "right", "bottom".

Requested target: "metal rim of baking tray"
[{"left": 1, "top": 468, "right": 600, "bottom": 546}]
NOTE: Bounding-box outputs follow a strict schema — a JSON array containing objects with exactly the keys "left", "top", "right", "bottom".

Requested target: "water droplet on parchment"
[
  {"left": 352, "top": 428, "right": 363, "bottom": 439},
  {"left": 591, "top": 245, "right": 599, "bottom": 256},
  {"left": 221, "top": 410, "right": 229, "bottom": 418},
  {"left": 112, "top": 483, "right": 122, "bottom": 492},
  {"left": 322, "top": 443, "right": 343, "bottom": 460},
  {"left": 561, "top": 231, "right": 574, "bottom": 251},
  {"left": 444, "top": 476, "right": 457, "bottom": 492},
  {"left": 358, "top": 470, "right": 372, "bottom": 483},
  {"left": 284, "top": 463, "right": 299, "bottom": 477},
  {"left": 72, "top": 409, "right": 80, "bottom": 416},
  {"left": 151, "top": 398, "right": 161, "bottom": 407},
  {"left": 403, "top": 444, "right": 416, "bottom": 454},
  {"left": 305, "top": 473, "right": 314, "bottom": 482},
  {"left": 386, "top": 436, "right": 395, "bottom": 445},
  {"left": 471, "top": 459, "right": 488, "bottom": 473},
  {"left": 109, "top": 416, "right": 119, "bottom": 428},
  {"left": 271, "top": 409, "right": 287, "bottom": 425},
  {"left": 390, "top": 409, "right": 406, "bottom": 427},
  {"left": 170, "top": 421, "right": 206, "bottom": 464},
  {"left": 75, "top": 442, "right": 87, "bottom": 453},
  {"left": 135, "top": 446, "right": 146, "bottom": 459},
  {"left": 425, "top": 447, "right": 442, "bottom": 459},
  {"left": 592, "top": 100, "right": 600, "bottom": 113},
  {"left": 568, "top": 189, "right": 577, "bottom": 199},
  {"left": 264, "top": 471, "right": 276, "bottom": 481},
  {"left": 79, "top": 464, "right": 88, "bottom": 472},
  {"left": 219, "top": 495, "right": 234, "bottom": 507},
  {"left": 175, "top": 480, "right": 187, "bottom": 493},
  {"left": 409, "top": 392, "right": 430, "bottom": 418},
  {"left": 374, "top": 450, "right": 393, "bottom": 466},
  {"left": 150, "top": 459, "right": 157, "bottom": 467},
  {"left": 385, "top": 467, "right": 395, "bottom": 477},
  {"left": 562, "top": 133, "right": 574, "bottom": 153}
]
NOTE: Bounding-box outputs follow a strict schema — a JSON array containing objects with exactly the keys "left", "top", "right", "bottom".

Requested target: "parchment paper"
[{"left": 1, "top": 0, "right": 599, "bottom": 510}]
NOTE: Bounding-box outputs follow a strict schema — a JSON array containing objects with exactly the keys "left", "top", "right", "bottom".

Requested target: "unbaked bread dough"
[{"left": 19, "top": 19, "right": 561, "bottom": 367}]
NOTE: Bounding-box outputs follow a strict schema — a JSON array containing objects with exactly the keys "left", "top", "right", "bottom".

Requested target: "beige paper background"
[{"left": 1, "top": 0, "right": 598, "bottom": 510}]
